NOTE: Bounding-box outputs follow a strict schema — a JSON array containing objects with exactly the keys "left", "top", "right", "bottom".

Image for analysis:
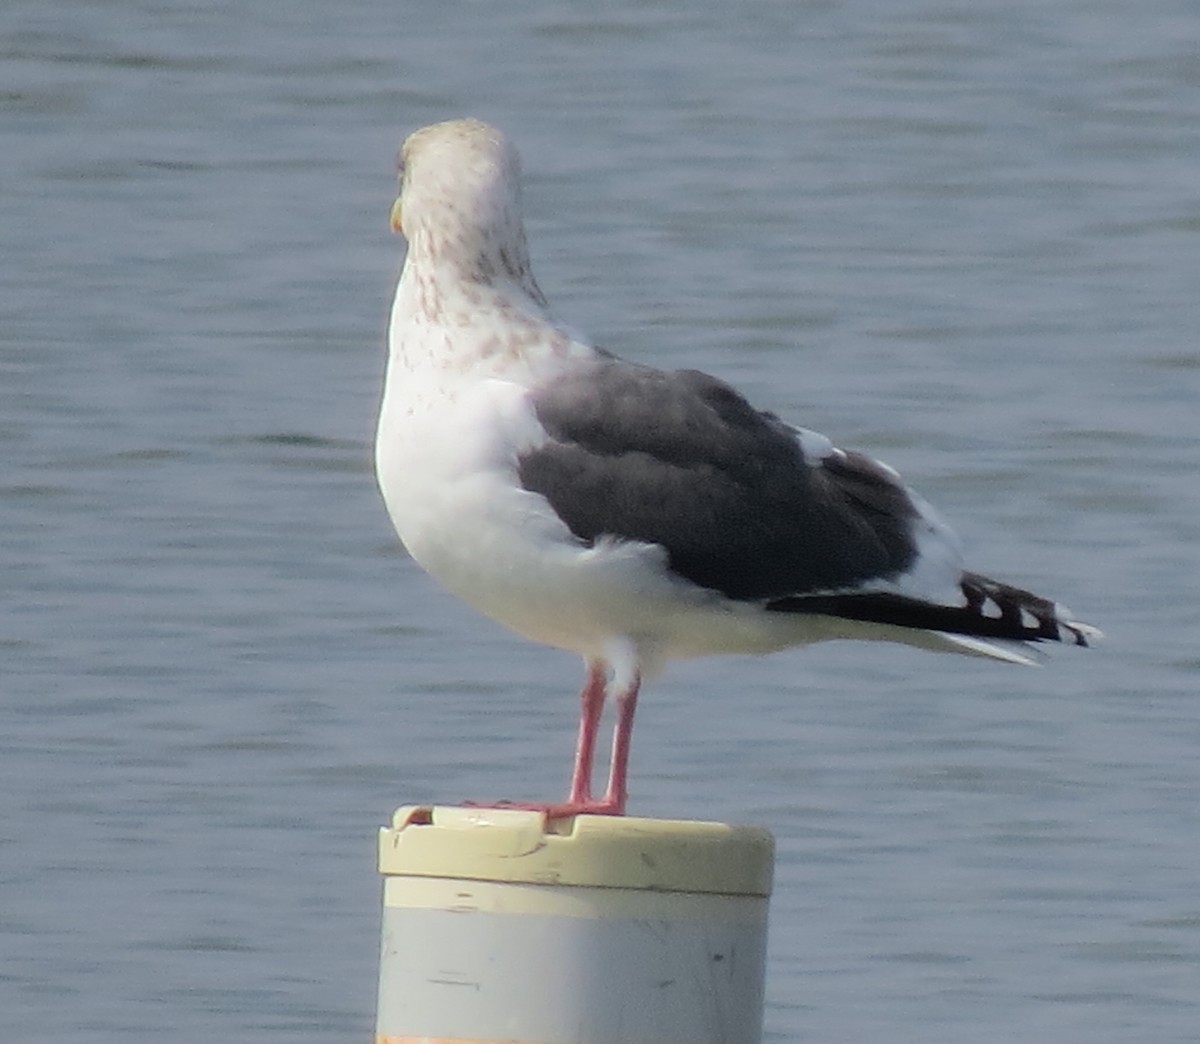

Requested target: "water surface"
[{"left": 3, "top": 2, "right": 1198, "bottom": 1041}]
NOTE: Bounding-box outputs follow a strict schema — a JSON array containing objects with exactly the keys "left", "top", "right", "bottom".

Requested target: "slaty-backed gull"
[{"left": 375, "top": 118, "right": 1099, "bottom": 817}]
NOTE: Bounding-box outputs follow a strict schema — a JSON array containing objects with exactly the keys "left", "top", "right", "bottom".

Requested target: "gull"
[{"left": 374, "top": 118, "right": 1099, "bottom": 818}]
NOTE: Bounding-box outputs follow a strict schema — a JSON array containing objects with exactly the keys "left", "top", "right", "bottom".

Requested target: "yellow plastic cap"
[{"left": 378, "top": 806, "right": 774, "bottom": 897}]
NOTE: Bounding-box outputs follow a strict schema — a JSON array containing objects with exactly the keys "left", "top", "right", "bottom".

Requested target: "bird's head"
[{"left": 391, "top": 118, "right": 534, "bottom": 288}]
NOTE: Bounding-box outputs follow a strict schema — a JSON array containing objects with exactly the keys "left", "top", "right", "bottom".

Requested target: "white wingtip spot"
[
  {"left": 1065, "top": 620, "right": 1104, "bottom": 645},
  {"left": 1055, "top": 603, "right": 1103, "bottom": 646},
  {"left": 793, "top": 425, "right": 836, "bottom": 464}
]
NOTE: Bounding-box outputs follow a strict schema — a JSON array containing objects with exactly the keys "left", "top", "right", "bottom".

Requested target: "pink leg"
[
  {"left": 461, "top": 662, "right": 639, "bottom": 820},
  {"left": 596, "top": 671, "right": 641, "bottom": 816},
  {"left": 567, "top": 659, "right": 607, "bottom": 805}
]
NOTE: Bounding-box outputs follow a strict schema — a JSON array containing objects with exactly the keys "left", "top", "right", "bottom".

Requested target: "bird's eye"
[{"left": 396, "top": 151, "right": 406, "bottom": 183}]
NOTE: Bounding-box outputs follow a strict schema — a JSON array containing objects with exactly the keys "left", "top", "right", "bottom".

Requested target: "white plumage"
[{"left": 375, "top": 118, "right": 1099, "bottom": 816}]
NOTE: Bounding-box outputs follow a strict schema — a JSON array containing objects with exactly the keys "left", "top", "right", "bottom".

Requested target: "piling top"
[{"left": 378, "top": 806, "right": 774, "bottom": 896}]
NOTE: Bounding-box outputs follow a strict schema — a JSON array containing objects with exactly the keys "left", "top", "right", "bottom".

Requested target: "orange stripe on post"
[{"left": 376, "top": 1037, "right": 521, "bottom": 1044}]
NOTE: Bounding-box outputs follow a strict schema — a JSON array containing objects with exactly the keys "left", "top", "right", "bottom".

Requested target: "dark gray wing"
[{"left": 518, "top": 357, "right": 920, "bottom": 602}]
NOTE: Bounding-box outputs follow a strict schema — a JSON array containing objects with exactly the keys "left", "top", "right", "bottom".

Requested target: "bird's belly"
[
  {"left": 374, "top": 391, "right": 629, "bottom": 655},
  {"left": 383, "top": 464, "right": 824, "bottom": 664},
  {"left": 392, "top": 480, "right": 669, "bottom": 658},
  {"left": 375, "top": 388, "right": 834, "bottom": 665}
]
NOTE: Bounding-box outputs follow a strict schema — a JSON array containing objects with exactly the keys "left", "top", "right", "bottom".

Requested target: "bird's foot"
[{"left": 461, "top": 797, "right": 625, "bottom": 819}]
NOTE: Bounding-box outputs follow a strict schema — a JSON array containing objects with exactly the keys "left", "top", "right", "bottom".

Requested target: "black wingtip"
[{"left": 768, "top": 572, "right": 1099, "bottom": 648}]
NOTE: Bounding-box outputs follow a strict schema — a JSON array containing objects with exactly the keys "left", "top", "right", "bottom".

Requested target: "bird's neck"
[
  {"left": 403, "top": 221, "right": 547, "bottom": 307},
  {"left": 387, "top": 254, "right": 574, "bottom": 382}
]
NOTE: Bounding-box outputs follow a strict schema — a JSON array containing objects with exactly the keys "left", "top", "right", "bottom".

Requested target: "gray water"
[{"left": 3, "top": 1, "right": 1199, "bottom": 1041}]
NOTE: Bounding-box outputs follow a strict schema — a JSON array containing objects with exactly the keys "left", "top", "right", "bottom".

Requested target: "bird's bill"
[{"left": 389, "top": 197, "right": 404, "bottom": 235}]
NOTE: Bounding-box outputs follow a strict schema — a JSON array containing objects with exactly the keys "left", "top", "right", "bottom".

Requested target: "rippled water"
[{"left": 3, "top": 2, "right": 1198, "bottom": 1041}]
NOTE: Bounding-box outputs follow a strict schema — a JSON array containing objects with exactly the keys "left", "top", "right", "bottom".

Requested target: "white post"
[{"left": 375, "top": 806, "right": 774, "bottom": 1044}]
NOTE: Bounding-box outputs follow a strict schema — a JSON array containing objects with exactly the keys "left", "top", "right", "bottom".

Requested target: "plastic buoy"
[{"left": 375, "top": 805, "right": 774, "bottom": 1044}]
